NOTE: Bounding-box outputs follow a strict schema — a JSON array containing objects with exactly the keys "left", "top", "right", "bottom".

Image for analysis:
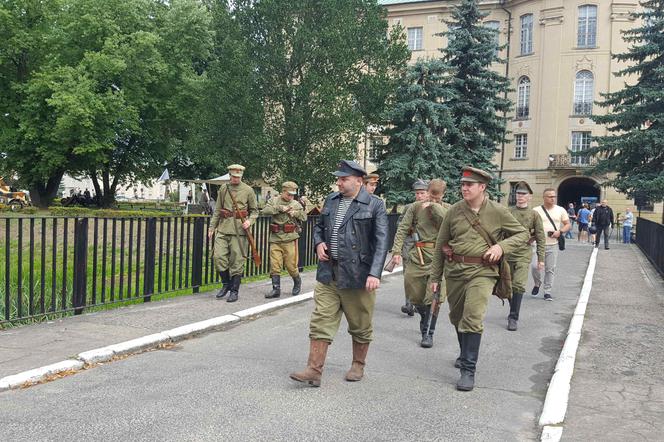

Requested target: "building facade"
[{"left": 373, "top": 0, "right": 662, "bottom": 221}]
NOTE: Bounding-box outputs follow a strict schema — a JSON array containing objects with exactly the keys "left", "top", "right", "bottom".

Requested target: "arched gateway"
[{"left": 557, "top": 177, "right": 600, "bottom": 208}]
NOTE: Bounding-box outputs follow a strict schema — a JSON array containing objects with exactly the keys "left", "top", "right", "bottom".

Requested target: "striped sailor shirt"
[{"left": 330, "top": 197, "right": 353, "bottom": 260}]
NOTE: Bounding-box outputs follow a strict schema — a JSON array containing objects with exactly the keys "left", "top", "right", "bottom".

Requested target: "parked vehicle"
[{"left": 0, "top": 177, "right": 30, "bottom": 211}]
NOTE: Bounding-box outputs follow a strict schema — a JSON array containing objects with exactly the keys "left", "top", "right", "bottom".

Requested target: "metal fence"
[
  {"left": 636, "top": 218, "right": 664, "bottom": 277},
  {"left": 1, "top": 213, "right": 400, "bottom": 324}
]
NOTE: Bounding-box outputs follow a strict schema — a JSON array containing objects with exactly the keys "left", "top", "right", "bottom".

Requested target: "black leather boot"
[
  {"left": 292, "top": 275, "right": 302, "bottom": 296},
  {"left": 215, "top": 270, "right": 230, "bottom": 299},
  {"left": 420, "top": 307, "right": 437, "bottom": 348},
  {"left": 266, "top": 275, "right": 281, "bottom": 299},
  {"left": 457, "top": 332, "right": 482, "bottom": 391},
  {"left": 508, "top": 293, "right": 523, "bottom": 331},
  {"left": 227, "top": 275, "right": 241, "bottom": 303},
  {"left": 416, "top": 305, "right": 427, "bottom": 338},
  {"left": 454, "top": 328, "right": 462, "bottom": 368}
]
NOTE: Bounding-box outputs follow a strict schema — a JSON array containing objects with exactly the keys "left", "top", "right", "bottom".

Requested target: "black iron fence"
[
  {"left": 1, "top": 213, "right": 400, "bottom": 324},
  {"left": 636, "top": 218, "right": 664, "bottom": 277}
]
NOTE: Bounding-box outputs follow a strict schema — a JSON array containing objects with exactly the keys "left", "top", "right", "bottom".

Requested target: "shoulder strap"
[
  {"left": 461, "top": 205, "right": 496, "bottom": 248},
  {"left": 541, "top": 205, "right": 558, "bottom": 231}
]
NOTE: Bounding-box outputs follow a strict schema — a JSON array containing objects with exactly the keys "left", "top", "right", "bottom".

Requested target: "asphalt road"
[{"left": 0, "top": 245, "right": 592, "bottom": 441}]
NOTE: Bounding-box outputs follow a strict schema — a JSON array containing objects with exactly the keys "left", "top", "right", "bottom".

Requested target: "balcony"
[{"left": 548, "top": 153, "right": 598, "bottom": 169}]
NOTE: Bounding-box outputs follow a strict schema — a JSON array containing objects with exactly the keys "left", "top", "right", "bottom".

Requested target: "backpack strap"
[{"left": 541, "top": 205, "right": 558, "bottom": 231}]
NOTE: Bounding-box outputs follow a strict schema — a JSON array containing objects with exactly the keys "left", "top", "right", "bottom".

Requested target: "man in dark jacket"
[
  {"left": 593, "top": 199, "right": 614, "bottom": 250},
  {"left": 290, "top": 160, "right": 389, "bottom": 387}
]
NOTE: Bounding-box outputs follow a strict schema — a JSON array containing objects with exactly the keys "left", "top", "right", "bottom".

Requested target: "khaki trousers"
[
  {"left": 309, "top": 281, "right": 376, "bottom": 344},
  {"left": 508, "top": 259, "right": 530, "bottom": 295},
  {"left": 269, "top": 240, "right": 299, "bottom": 277},
  {"left": 446, "top": 276, "right": 496, "bottom": 334},
  {"left": 213, "top": 233, "right": 248, "bottom": 277}
]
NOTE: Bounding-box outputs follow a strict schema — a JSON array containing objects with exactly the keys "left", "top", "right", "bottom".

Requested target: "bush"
[{"left": 47, "top": 207, "right": 199, "bottom": 218}]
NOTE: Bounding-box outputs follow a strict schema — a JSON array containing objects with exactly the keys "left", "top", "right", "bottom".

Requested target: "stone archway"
[{"left": 557, "top": 176, "right": 600, "bottom": 208}]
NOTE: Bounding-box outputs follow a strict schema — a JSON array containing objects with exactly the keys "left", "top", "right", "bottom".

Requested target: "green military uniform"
[
  {"left": 430, "top": 167, "right": 528, "bottom": 391},
  {"left": 506, "top": 181, "right": 546, "bottom": 331},
  {"left": 392, "top": 200, "right": 448, "bottom": 346},
  {"left": 261, "top": 181, "right": 307, "bottom": 298},
  {"left": 398, "top": 178, "right": 430, "bottom": 316},
  {"left": 209, "top": 164, "right": 258, "bottom": 302}
]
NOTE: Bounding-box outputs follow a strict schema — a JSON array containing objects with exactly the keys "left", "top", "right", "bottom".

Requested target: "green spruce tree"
[
  {"left": 439, "top": 0, "right": 511, "bottom": 200},
  {"left": 589, "top": 1, "right": 664, "bottom": 203},
  {"left": 379, "top": 59, "right": 456, "bottom": 205}
]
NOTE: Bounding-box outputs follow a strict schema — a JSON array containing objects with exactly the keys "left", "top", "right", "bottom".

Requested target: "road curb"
[
  {"left": 0, "top": 267, "right": 402, "bottom": 393},
  {"left": 539, "top": 247, "right": 599, "bottom": 441}
]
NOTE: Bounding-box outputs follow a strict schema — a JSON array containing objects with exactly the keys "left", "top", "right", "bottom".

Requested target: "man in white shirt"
[{"left": 531, "top": 188, "right": 571, "bottom": 301}]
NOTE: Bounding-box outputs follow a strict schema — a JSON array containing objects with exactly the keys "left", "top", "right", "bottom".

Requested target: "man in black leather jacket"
[
  {"left": 290, "top": 160, "right": 389, "bottom": 387},
  {"left": 593, "top": 199, "right": 614, "bottom": 250}
]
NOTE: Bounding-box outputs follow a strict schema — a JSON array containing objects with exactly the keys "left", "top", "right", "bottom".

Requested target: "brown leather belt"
[
  {"left": 415, "top": 241, "right": 435, "bottom": 248},
  {"left": 221, "top": 209, "right": 248, "bottom": 219},
  {"left": 451, "top": 254, "right": 486, "bottom": 265},
  {"left": 270, "top": 223, "right": 296, "bottom": 233}
]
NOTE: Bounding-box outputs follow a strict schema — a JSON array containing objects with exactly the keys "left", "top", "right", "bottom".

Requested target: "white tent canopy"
[{"left": 181, "top": 174, "right": 230, "bottom": 185}]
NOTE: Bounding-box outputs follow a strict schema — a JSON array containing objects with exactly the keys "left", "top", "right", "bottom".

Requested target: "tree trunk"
[{"left": 29, "top": 171, "right": 64, "bottom": 208}]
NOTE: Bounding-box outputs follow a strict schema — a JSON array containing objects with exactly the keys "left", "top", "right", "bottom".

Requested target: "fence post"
[
  {"left": 298, "top": 219, "right": 308, "bottom": 272},
  {"left": 192, "top": 217, "right": 204, "bottom": 293},
  {"left": 72, "top": 218, "right": 89, "bottom": 315},
  {"left": 143, "top": 218, "right": 157, "bottom": 303}
]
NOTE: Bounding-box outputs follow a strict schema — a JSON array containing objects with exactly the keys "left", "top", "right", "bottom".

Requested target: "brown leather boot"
[
  {"left": 289, "top": 340, "right": 329, "bottom": 387},
  {"left": 345, "top": 341, "right": 369, "bottom": 382}
]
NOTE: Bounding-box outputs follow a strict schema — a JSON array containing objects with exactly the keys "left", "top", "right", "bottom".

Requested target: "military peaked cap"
[
  {"left": 460, "top": 166, "right": 493, "bottom": 184},
  {"left": 412, "top": 179, "right": 429, "bottom": 190},
  {"left": 332, "top": 160, "right": 366, "bottom": 177},
  {"left": 514, "top": 181, "right": 533, "bottom": 194},
  {"left": 227, "top": 164, "right": 246, "bottom": 178},
  {"left": 363, "top": 173, "right": 379, "bottom": 184},
  {"left": 281, "top": 181, "right": 298, "bottom": 195}
]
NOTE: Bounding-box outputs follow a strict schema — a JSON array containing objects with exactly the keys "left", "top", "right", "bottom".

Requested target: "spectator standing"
[
  {"left": 593, "top": 200, "right": 614, "bottom": 250},
  {"left": 577, "top": 204, "right": 591, "bottom": 242},
  {"left": 622, "top": 207, "right": 634, "bottom": 244},
  {"left": 566, "top": 203, "right": 576, "bottom": 239},
  {"left": 531, "top": 188, "right": 571, "bottom": 301}
]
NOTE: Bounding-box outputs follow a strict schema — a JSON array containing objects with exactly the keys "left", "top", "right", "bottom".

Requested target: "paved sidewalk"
[
  {"left": 563, "top": 243, "right": 664, "bottom": 440},
  {"left": 0, "top": 271, "right": 321, "bottom": 379}
]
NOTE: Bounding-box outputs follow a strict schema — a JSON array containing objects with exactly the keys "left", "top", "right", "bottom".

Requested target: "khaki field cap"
[
  {"left": 227, "top": 164, "right": 245, "bottom": 178},
  {"left": 412, "top": 179, "right": 429, "bottom": 190},
  {"left": 460, "top": 166, "right": 493, "bottom": 184},
  {"left": 281, "top": 181, "right": 298, "bottom": 195},
  {"left": 363, "top": 173, "right": 379, "bottom": 184},
  {"left": 515, "top": 181, "right": 533, "bottom": 195}
]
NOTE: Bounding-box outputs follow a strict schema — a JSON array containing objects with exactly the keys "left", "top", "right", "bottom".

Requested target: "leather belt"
[
  {"left": 451, "top": 254, "right": 486, "bottom": 265},
  {"left": 415, "top": 241, "right": 435, "bottom": 248},
  {"left": 221, "top": 209, "right": 248, "bottom": 219}
]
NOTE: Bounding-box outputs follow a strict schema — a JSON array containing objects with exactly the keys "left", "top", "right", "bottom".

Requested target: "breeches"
[{"left": 309, "top": 281, "right": 376, "bottom": 344}]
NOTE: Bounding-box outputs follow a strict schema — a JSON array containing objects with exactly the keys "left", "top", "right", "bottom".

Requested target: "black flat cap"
[{"left": 332, "top": 160, "right": 366, "bottom": 177}]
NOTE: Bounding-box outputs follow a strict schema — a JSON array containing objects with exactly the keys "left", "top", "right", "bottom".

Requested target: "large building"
[{"left": 370, "top": 0, "right": 661, "bottom": 220}]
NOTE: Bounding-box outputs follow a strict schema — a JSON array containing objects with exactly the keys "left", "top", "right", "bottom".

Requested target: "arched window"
[
  {"left": 516, "top": 76, "right": 530, "bottom": 119},
  {"left": 578, "top": 5, "right": 597, "bottom": 48},
  {"left": 574, "top": 70, "right": 594, "bottom": 115},
  {"left": 520, "top": 14, "right": 533, "bottom": 55}
]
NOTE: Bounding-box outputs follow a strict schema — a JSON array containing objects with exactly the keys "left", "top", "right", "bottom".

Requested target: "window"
[
  {"left": 520, "top": 14, "right": 533, "bottom": 55},
  {"left": 368, "top": 137, "right": 384, "bottom": 164},
  {"left": 514, "top": 134, "right": 528, "bottom": 159},
  {"left": 516, "top": 76, "right": 530, "bottom": 119},
  {"left": 573, "top": 70, "right": 594, "bottom": 115},
  {"left": 407, "top": 27, "right": 423, "bottom": 51},
  {"left": 570, "top": 131, "right": 592, "bottom": 165},
  {"left": 485, "top": 20, "right": 500, "bottom": 55},
  {"left": 578, "top": 5, "right": 597, "bottom": 48},
  {"left": 508, "top": 182, "right": 519, "bottom": 206}
]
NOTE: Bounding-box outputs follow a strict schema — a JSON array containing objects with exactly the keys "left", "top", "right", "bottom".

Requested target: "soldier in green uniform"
[
  {"left": 261, "top": 181, "right": 307, "bottom": 298},
  {"left": 363, "top": 173, "right": 379, "bottom": 195},
  {"left": 207, "top": 164, "right": 258, "bottom": 303},
  {"left": 399, "top": 179, "right": 430, "bottom": 316},
  {"left": 430, "top": 167, "right": 528, "bottom": 391},
  {"left": 391, "top": 179, "right": 449, "bottom": 348},
  {"left": 507, "top": 181, "right": 546, "bottom": 331}
]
